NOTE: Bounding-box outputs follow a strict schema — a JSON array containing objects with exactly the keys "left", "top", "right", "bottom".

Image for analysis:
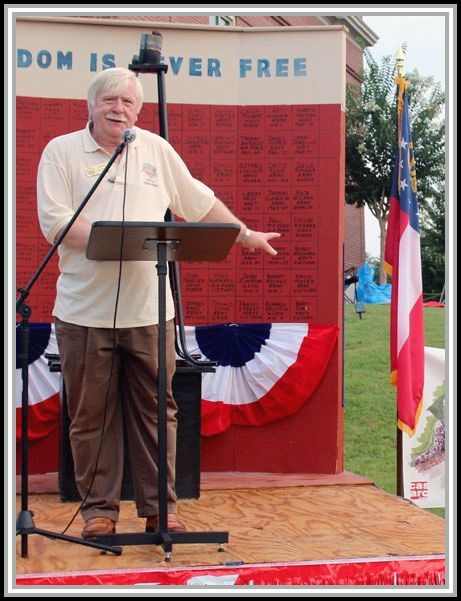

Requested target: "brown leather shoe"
[
  {"left": 145, "top": 513, "right": 187, "bottom": 533},
  {"left": 82, "top": 517, "right": 116, "bottom": 539}
]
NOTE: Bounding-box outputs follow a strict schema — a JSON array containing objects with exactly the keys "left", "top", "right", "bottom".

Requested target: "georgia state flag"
[{"left": 183, "top": 323, "right": 338, "bottom": 436}]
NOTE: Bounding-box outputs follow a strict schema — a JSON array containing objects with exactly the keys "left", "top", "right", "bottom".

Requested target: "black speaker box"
[{"left": 58, "top": 362, "right": 202, "bottom": 502}]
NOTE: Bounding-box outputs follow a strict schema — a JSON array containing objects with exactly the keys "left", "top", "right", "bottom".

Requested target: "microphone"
[{"left": 122, "top": 128, "right": 136, "bottom": 143}]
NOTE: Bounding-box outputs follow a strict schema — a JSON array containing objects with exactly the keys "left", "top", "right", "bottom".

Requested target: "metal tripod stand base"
[{"left": 16, "top": 510, "right": 122, "bottom": 556}]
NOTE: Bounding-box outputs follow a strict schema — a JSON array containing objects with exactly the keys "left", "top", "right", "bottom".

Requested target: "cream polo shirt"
[{"left": 37, "top": 124, "right": 216, "bottom": 328}]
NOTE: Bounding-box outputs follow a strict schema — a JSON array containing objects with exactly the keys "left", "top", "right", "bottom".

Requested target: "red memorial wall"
[
  {"left": 15, "top": 19, "right": 346, "bottom": 475},
  {"left": 16, "top": 96, "right": 344, "bottom": 474},
  {"left": 16, "top": 98, "right": 343, "bottom": 327}
]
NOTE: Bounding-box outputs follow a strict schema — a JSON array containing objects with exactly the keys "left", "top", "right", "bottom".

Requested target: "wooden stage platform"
[{"left": 15, "top": 472, "right": 445, "bottom": 586}]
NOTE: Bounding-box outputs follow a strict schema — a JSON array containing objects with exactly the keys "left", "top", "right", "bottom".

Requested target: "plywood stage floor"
[{"left": 16, "top": 472, "right": 445, "bottom": 579}]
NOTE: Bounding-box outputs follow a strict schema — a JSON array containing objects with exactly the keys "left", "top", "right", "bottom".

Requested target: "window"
[{"left": 210, "top": 16, "right": 236, "bottom": 27}]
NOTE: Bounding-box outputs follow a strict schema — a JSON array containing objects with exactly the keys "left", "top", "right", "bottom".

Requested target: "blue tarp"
[{"left": 356, "top": 263, "right": 392, "bottom": 304}]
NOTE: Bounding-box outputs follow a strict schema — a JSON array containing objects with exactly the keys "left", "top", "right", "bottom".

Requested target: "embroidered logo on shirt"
[
  {"left": 141, "top": 162, "right": 158, "bottom": 186},
  {"left": 85, "top": 163, "right": 106, "bottom": 177}
]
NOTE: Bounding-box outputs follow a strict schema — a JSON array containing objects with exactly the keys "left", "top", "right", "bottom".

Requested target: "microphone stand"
[{"left": 15, "top": 138, "right": 131, "bottom": 557}]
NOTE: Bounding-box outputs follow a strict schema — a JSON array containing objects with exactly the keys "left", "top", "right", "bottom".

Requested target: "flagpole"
[{"left": 395, "top": 44, "right": 405, "bottom": 498}]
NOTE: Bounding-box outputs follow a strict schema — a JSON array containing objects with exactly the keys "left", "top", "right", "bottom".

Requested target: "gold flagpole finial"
[
  {"left": 396, "top": 44, "right": 405, "bottom": 77},
  {"left": 395, "top": 44, "right": 407, "bottom": 119}
]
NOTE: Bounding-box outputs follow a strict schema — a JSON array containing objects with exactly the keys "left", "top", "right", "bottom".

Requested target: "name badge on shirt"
[{"left": 85, "top": 163, "right": 106, "bottom": 177}]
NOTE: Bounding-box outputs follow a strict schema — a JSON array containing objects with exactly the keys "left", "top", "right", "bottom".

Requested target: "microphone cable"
[{"left": 60, "top": 140, "right": 130, "bottom": 535}]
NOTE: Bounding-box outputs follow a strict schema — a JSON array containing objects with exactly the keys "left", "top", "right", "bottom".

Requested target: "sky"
[{"left": 360, "top": 14, "right": 447, "bottom": 258}]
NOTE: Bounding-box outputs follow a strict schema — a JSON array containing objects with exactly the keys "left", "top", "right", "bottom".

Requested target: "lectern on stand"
[{"left": 85, "top": 220, "right": 240, "bottom": 560}]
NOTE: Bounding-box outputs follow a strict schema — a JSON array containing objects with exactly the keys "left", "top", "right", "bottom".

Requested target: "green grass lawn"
[{"left": 343, "top": 303, "right": 445, "bottom": 518}]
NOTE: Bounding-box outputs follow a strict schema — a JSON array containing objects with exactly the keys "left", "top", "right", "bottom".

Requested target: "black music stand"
[{"left": 85, "top": 221, "right": 239, "bottom": 561}]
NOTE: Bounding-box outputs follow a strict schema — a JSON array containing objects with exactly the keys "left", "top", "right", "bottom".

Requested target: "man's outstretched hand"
[{"left": 241, "top": 231, "right": 281, "bottom": 256}]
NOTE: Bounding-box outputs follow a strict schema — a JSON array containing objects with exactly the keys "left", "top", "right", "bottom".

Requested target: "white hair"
[{"left": 87, "top": 67, "right": 144, "bottom": 115}]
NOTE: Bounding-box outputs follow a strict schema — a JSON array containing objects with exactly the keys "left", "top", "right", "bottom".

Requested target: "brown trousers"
[{"left": 54, "top": 317, "right": 178, "bottom": 522}]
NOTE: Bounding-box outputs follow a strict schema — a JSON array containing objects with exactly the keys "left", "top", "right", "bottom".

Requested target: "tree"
[
  {"left": 420, "top": 186, "right": 445, "bottom": 298},
  {"left": 345, "top": 50, "right": 445, "bottom": 284}
]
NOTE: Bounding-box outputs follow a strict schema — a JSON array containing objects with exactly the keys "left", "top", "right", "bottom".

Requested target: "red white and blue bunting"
[
  {"left": 16, "top": 322, "right": 338, "bottom": 442},
  {"left": 183, "top": 323, "right": 338, "bottom": 435},
  {"left": 15, "top": 323, "right": 60, "bottom": 442}
]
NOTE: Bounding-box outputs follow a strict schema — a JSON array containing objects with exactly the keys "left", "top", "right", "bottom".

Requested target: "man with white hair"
[{"left": 37, "top": 67, "right": 280, "bottom": 539}]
